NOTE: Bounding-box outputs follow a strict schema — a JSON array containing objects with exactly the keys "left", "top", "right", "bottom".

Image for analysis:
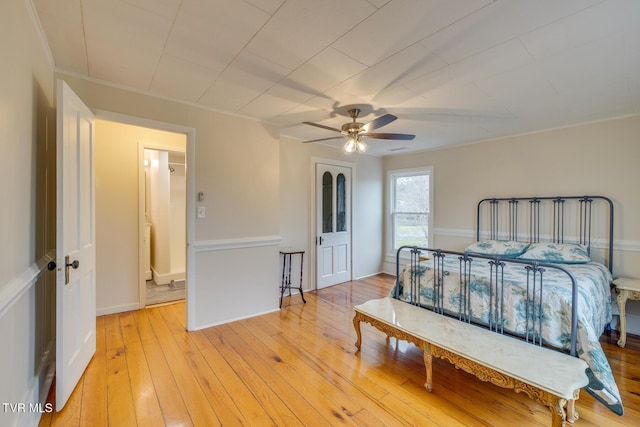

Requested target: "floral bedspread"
[{"left": 392, "top": 257, "right": 623, "bottom": 415}]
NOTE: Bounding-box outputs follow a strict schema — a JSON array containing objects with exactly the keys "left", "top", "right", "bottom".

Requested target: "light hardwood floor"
[{"left": 39, "top": 274, "right": 639, "bottom": 426}]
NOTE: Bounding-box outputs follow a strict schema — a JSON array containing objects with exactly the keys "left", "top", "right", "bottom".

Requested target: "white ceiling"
[{"left": 32, "top": 0, "right": 640, "bottom": 156}]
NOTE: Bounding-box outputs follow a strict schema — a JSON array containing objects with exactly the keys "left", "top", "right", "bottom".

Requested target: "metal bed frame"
[{"left": 394, "top": 195, "right": 614, "bottom": 357}]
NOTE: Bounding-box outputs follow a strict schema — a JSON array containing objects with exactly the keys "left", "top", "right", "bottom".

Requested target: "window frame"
[{"left": 386, "top": 166, "right": 433, "bottom": 257}]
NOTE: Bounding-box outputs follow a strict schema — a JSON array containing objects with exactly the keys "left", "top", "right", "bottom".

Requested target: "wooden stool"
[{"left": 613, "top": 277, "right": 640, "bottom": 348}]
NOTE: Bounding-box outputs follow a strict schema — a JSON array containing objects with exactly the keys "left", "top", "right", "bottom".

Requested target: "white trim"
[
  {"left": 192, "top": 235, "right": 282, "bottom": 252},
  {"left": 310, "top": 157, "right": 356, "bottom": 290},
  {"left": 96, "top": 303, "right": 141, "bottom": 316},
  {"left": 433, "top": 227, "right": 475, "bottom": 239},
  {"left": 24, "top": 0, "right": 55, "bottom": 69},
  {"left": 60, "top": 74, "right": 272, "bottom": 126},
  {"left": 95, "top": 110, "right": 195, "bottom": 135},
  {"left": 433, "top": 227, "right": 640, "bottom": 252},
  {"left": 0, "top": 252, "right": 53, "bottom": 319},
  {"left": 614, "top": 239, "right": 640, "bottom": 253},
  {"left": 150, "top": 268, "right": 185, "bottom": 286},
  {"left": 190, "top": 308, "right": 280, "bottom": 331},
  {"left": 386, "top": 166, "right": 434, "bottom": 254},
  {"left": 355, "top": 271, "right": 385, "bottom": 280}
]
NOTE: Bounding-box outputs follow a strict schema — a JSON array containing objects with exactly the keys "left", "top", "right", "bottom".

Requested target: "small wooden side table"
[
  {"left": 279, "top": 247, "right": 306, "bottom": 308},
  {"left": 613, "top": 277, "right": 640, "bottom": 348}
]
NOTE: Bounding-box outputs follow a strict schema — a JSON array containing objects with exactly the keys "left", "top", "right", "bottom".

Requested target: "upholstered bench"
[{"left": 353, "top": 297, "right": 589, "bottom": 427}]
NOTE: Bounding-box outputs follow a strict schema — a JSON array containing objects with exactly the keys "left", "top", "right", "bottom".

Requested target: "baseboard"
[
  {"left": 191, "top": 307, "right": 280, "bottom": 331},
  {"left": 354, "top": 271, "right": 384, "bottom": 280},
  {"left": 151, "top": 267, "right": 185, "bottom": 286},
  {"left": 610, "top": 312, "right": 640, "bottom": 336},
  {"left": 97, "top": 302, "right": 140, "bottom": 316}
]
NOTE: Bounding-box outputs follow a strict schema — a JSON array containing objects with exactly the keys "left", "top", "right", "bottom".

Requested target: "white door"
[
  {"left": 56, "top": 80, "right": 96, "bottom": 410},
  {"left": 316, "top": 164, "right": 351, "bottom": 289}
]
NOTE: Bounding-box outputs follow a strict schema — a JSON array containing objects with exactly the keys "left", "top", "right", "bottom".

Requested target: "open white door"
[
  {"left": 316, "top": 163, "right": 351, "bottom": 289},
  {"left": 55, "top": 80, "right": 96, "bottom": 410}
]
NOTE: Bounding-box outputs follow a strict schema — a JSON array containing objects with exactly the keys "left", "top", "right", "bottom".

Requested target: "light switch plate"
[{"left": 197, "top": 206, "right": 206, "bottom": 218}]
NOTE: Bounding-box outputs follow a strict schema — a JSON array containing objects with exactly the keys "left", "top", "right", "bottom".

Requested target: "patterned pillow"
[
  {"left": 517, "top": 242, "right": 591, "bottom": 264},
  {"left": 464, "top": 240, "right": 530, "bottom": 258}
]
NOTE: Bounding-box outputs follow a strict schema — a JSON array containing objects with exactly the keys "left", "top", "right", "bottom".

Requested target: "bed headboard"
[{"left": 476, "top": 195, "right": 614, "bottom": 272}]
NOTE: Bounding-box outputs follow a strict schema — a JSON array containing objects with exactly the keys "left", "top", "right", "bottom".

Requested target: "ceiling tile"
[
  {"left": 406, "top": 39, "right": 534, "bottom": 97},
  {"left": 89, "top": 50, "right": 160, "bottom": 89},
  {"left": 118, "top": 0, "right": 182, "bottom": 19},
  {"left": 243, "top": 0, "right": 285, "bottom": 15},
  {"left": 238, "top": 93, "right": 301, "bottom": 119},
  {"left": 164, "top": 0, "right": 270, "bottom": 72},
  {"left": 333, "top": 43, "right": 447, "bottom": 99},
  {"left": 519, "top": 0, "right": 639, "bottom": 60},
  {"left": 421, "top": 0, "right": 601, "bottom": 64},
  {"left": 542, "top": 34, "right": 628, "bottom": 96},
  {"left": 332, "top": 0, "right": 493, "bottom": 66},
  {"left": 199, "top": 80, "right": 262, "bottom": 112},
  {"left": 475, "top": 62, "right": 558, "bottom": 107},
  {"left": 285, "top": 48, "right": 368, "bottom": 96},
  {"left": 150, "top": 55, "right": 217, "bottom": 102},
  {"left": 365, "top": 0, "right": 392, "bottom": 8},
  {"left": 199, "top": 51, "right": 291, "bottom": 111},
  {"left": 245, "top": 0, "right": 376, "bottom": 70},
  {"left": 82, "top": 0, "right": 174, "bottom": 86}
]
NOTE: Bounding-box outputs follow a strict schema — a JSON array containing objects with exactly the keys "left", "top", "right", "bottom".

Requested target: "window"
[{"left": 388, "top": 167, "right": 432, "bottom": 252}]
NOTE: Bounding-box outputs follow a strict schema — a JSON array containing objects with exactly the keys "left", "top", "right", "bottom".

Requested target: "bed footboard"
[{"left": 395, "top": 246, "right": 580, "bottom": 356}]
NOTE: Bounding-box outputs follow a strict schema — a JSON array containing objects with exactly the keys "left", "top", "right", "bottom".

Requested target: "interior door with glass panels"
[{"left": 316, "top": 164, "right": 351, "bottom": 289}]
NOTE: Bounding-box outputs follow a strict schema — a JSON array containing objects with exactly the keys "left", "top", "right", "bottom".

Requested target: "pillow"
[
  {"left": 517, "top": 242, "right": 591, "bottom": 264},
  {"left": 464, "top": 240, "right": 530, "bottom": 258}
]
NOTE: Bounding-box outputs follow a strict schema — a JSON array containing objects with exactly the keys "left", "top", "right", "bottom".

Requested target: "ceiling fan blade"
[
  {"left": 303, "top": 121, "right": 342, "bottom": 133},
  {"left": 301, "top": 136, "right": 345, "bottom": 143},
  {"left": 363, "top": 114, "right": 397, "bottom": 132},
  {"left": 364, "top": 133, "right": 415, "bottom": 140}
]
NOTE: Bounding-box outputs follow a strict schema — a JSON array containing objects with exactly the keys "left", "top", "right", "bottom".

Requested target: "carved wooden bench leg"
[
  {"left": 548, "top": 397, "right": 568, "bottom": 427},
  {"left": 566, "top": 399, "right": 578, "bottom": 423},
  {"left": 566, "top": 389, "right": 580, "bottom": 423},
  {"left": 423, "top": 344, "right": 433, "bottom": 392},
  {"left": 547, "top": 389, "right": 580, "bottom": 426},
  {"left": 353, "top": 312, "right": 362, "bottom": 350}
]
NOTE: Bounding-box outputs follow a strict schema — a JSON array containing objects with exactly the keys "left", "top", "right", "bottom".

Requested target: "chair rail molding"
[
  {"left": 192, "top": 235, "right": 282, "bottom": 253},
  {"left": 0, "top": 251, "right": 54, "bottom": 318}
]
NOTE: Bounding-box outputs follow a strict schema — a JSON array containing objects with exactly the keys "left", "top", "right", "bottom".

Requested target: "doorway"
[
  {"left": 142, "top": 148, "right": 186, "bottom": 305},
  {"left": 92, "top": 113, "right": 195, "bottom": 329},
  {"left": 315, "top": 161, "right": 353, "bottom": 289}
]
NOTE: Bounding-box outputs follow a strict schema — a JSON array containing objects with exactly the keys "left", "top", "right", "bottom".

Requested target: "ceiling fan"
[{"left": 302, "top": 108, "right": 415, "bottom": 153}]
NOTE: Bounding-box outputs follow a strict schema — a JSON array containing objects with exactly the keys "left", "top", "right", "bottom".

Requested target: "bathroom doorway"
[{"left": 141, "top": 145, "right": 187, "bottom": 306}]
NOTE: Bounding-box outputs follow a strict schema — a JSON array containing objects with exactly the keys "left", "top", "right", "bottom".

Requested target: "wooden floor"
[{"left": 40, "top": 274, "right": 639, "bottom": 426}]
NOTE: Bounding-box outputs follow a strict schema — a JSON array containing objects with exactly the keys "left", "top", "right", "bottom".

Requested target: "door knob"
[{"left": 65, "top": 255, "right": 80, "bottom": 285}]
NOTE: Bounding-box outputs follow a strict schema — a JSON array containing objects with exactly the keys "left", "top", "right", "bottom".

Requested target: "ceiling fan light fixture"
[
  {"left": 356, "top": 138, "right": 367, "bottom": 153},
  {"left": 302, "top": 106, "right": 415, "bottom": 151},
  {"left": 343, "top": 135, "right": 357, "bottom": 154}
]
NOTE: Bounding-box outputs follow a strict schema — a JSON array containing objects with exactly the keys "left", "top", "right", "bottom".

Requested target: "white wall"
[
  {"left": 279, "top": 136, "right": 384, "bottom": 290},
  {"left": 0, "top": 0, "right": 56, "bottom": 426},
  {"left": 383, "top": 115, "right": 640, "bottom": 332}
]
